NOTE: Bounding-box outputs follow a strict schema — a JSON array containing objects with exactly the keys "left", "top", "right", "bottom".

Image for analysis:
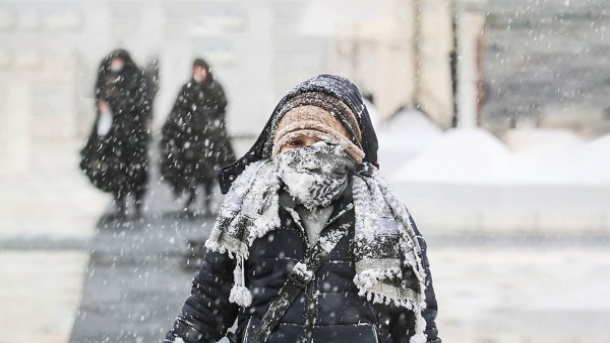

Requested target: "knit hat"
[
  {"left": 271, "top": 92, "right": 365, "bottom": 163},
  {"left": 193, "top": 58, "right": 210, "bottom": 71}
]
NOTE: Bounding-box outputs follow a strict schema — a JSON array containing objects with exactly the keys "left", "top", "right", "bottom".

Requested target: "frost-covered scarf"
[
  {"left": 206, "top": 147, "right": 429, "bottom": 343},
  {"left": 276, "top": 143, "right": 355, "bottom": 210}
]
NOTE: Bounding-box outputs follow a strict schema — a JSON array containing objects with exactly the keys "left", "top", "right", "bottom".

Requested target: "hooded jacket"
[
  {"left": 160, "top": 60, "right": 236, "bottom": 192},
  {"left": 166, "top": 75, "right": 441, "bottom": 343},
  {"left": 80, "top": 49, "right": 152, "bottom": 193},
  {"left": 218, "top": 74, "right": 378, "bottom": 194}
]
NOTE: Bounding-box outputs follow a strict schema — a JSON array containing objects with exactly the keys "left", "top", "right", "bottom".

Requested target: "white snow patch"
[
  {"left": 393, "top": 128, "right": 510, "bottom": 184},
  {"left": 385, "top": 124, "right": 610, "bottom": 186},
  {"left": 377, "top": 109, "right": 444, "bottom": 172},
  {"left": 505, "top": 128, "right": 583, "bottom": 152}
]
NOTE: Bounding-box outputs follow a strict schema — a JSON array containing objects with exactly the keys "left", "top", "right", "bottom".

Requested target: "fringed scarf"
[{"left": 205, "top": 151, "right": 428, "bottom": 343}]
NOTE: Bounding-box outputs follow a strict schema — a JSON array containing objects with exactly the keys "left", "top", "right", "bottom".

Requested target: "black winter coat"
[
  {"left": 160, "top": 78, "right": 236, "bottom": 193},
  {"left": 80, "top": 49, "right": 152, "bottom": 194},
  {"left": 166, "top": 75, "right": 441, "bottom": 342},
  {"left": 165, "top": 185, "right": 441, "bottom": 343}
]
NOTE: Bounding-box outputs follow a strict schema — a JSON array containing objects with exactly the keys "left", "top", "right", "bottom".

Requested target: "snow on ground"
[
  {"left": 377, "top": 109, "right": 610, "bottom": 186},
  {"left": 392, "top": 128, "right": 510, "bottom": 184},
  {"left": 376, "top": 109, "right": 444, "bottom": 172},
  {"left": 375, "top": 109, "right": 610, "bottom": 232},
  {"left": 0, "top": 252, "right": 89, "bottom": 343},
  {"left": 431, "top": 247, "right": 610, "bottom": 342}
]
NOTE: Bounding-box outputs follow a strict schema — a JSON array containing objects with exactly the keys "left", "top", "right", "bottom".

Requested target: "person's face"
[
  {"left": 279, "top": 135, "right": 323, "bottom": 154},
  {"left": 109, "top": 57, "right": 125, "bottom": 72},
  {"left": 192, "top": 66, "right": 208, "bottom": 83}
]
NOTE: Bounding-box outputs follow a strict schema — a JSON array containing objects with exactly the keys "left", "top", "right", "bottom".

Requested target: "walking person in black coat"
[
  {"left": 165, "top": 75, "right": 441, "bottom": 343},
  {"left": 80, "top": 49, "right": 153, "bottom": 218},
  {"left": 160, "top": 58, "right": 236, "bottom": 216}
]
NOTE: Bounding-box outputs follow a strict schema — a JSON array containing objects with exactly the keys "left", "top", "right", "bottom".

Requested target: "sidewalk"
[
  {"left": 0, "top": 141, "right": 108, "bottom": 343},
  {"left": 68, "top": 147, "right": 230, "bottom": 343},
  {"left": 431, "top": 246, "right": 610, "bottom": 342},
  {"left": 0, "top": 141, "right": 109, "bottom": 240},
  {"left": 68, "top": 188, "right": 221, "bottom": 342}
]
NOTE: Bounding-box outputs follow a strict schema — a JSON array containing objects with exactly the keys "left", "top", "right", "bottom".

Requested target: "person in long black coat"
[
  {"left": 164, "top": 75, "right": 441, "bottom": 343},
  {"left": 160, "top": 58, "right": 235, "bottom": 215},
  {"left": 80, "top": 49, "right": 153, "bottom": 218}
]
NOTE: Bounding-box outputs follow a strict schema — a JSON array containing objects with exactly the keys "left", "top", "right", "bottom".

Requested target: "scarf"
[
  {"left": 275, "top": 143, "right": 355, "bottom": 210},
  {"left": 206, "top": 152, "right": 428, "bottom": 343}
]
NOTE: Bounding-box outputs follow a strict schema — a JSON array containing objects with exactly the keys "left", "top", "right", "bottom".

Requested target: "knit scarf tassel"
[
  {"left": 229, "top": 254, "right": 252, "bottom": 307},
  {"left": 205, "top": 161, "right": 283, "bottom": 307}
]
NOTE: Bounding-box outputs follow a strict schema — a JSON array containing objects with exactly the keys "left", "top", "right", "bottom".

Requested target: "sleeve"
[
  {"left": 176, "top": 84, "right": 194, "bottom": 113},
  {"left": 210, "top": 82, "right": 228, "bottom": 115},
  {"left": 374, "top": 216, "right": 441, "bottom": 343},
  {"left": 94, "top": 62, "right": 106, "bottom": 103},
  {"left": 135, "top": 72, "right": 153, "bottom": 122},
  {"left": 165, "top": 250, "right": 240, "bottom": 343},
  {"left": 162, "top": 86, "right": 189, "bottom": 139}
]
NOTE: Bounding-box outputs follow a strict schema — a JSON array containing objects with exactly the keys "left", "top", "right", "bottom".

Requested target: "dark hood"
[
  {"left": 192, "top": 57, "right": 216, "bottom": 84},
  {"left": 98, "top": 49, "right": 138, "bottom": 75},
  {"left": 218, "top": 74, "right": 379, "bottom": 194}
]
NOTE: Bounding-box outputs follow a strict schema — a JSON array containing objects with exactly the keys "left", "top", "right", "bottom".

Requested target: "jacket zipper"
[
  {"left": 302, "top": 217, "right": 315, "bottom": 343},
  {"left": 285, "top": 207, "right": 316, "bottom": 342}
]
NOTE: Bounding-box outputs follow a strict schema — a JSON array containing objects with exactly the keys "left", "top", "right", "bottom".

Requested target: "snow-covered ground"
[
  {"left": 381, "top": 109, "right": 610, "bottom": 186},
  {"left": 0, "top": 252, "right": 88, "bottom": 343},
  {"left": 0, "top": 140, "right": 108, "bottom": 343},
  {"left": 430, "top": 246, "right": 610, "bottom": 342},
  {"left": 377, "top": 109, "right": 610, "bottom": 232}
]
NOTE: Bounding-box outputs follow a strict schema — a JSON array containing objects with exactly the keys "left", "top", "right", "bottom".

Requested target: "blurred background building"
[
  {"left": 2, "top": 0, "right": 609, "bottom": 173},
  {"left": 0, "top": 0, "right": 462, "bottom": 173}
]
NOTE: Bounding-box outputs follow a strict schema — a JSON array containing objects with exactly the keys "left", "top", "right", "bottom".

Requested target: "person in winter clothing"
[
  {"left": 80, "top": 49, "right": 153, "bottom": 218},
  {"left": 165, "top": 75, "right": 441, "bottom": 343},
  {"left": 160, "top": 58, "right": 236, "bottom": 215}
]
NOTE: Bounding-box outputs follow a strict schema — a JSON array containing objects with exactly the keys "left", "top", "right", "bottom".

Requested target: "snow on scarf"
[{"left": 205, "top": 153, "right": 428, "bottom": 343}]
